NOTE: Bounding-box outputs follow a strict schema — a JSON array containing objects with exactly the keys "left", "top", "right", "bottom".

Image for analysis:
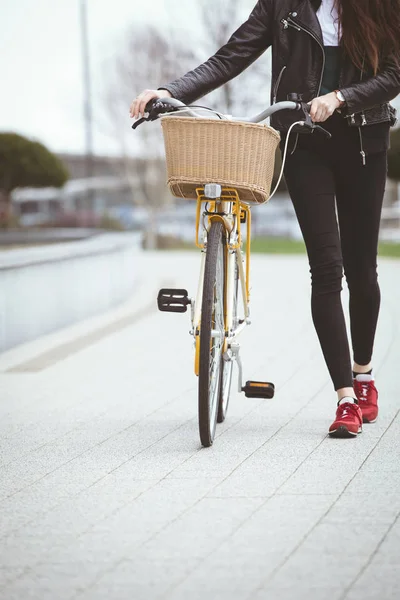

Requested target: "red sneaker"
[
  {"left": 354, "top": 375, "right": 378, "bottom": 423},
  {"left": 329, "top": 401, "right": 363, "bottom": 438}
]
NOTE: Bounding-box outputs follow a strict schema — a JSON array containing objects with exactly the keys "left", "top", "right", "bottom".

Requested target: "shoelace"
[
  {"left": 354, "top": 381, "right": 371, "bottom": 402},
  {"left": 337, "top": 402, "right": 361, "bottom": 421}
]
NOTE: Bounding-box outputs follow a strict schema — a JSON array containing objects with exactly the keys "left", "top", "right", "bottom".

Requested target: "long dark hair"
[{"left": 311, "top": 0, "right": 400, "bottom": 74}]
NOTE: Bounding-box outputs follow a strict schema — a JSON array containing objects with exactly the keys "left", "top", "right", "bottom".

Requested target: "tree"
[
  {"left": 190, "top": 0, "right": 286, "bottom": 191},
  {"left": 0, "top": 133, "right": 68, "bottom": 225},
  {"left": 388, "top": 128, "right": 400, "bottom": 182},
  {"left": 190, "top": 0, "right": 271, "bottom": 115},
  {"left": 102, "top": 24, "right": 197, "bottom": 247}
]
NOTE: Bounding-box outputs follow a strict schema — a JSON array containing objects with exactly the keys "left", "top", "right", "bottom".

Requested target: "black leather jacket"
[{"left": 160, "top": 0, "right": 399, "bottom": 139}]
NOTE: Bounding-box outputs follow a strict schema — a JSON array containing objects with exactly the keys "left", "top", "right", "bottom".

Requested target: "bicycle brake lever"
[
  {"left": 314, "top": 124, "right": 332, "bottom": 139},
  {"left": 131, "top": 116, "right": 149, "bottom": 130}
]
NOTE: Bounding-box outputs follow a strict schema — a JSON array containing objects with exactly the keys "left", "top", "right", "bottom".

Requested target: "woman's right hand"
[{"left": 129, "top": 89, "right": 172, "bottom": 120}]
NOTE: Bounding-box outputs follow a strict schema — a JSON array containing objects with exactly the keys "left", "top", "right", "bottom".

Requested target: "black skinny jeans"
[{"left": 283, "top": 113, "right": 387, "bottom": 390}]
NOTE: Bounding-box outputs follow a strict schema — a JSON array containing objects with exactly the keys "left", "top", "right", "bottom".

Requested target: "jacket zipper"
[
  {"left": 359, "top": 56, "right": 367, "bottom": 126},
  {"left": 358, "top": 128, "right": 366, "bottom": 166},
  {"left": 285, "top": 15, "right": 326, "bottom": 97},
  {"left": 358, "top": 55, "right": 367, "bottom": 165},
  {"left": 283, "top": 15, "right": 368, "bottom": 165},
  {"left": 273, "top": 66, "right": 287, "bottom": 104},
  {"left": 281, "top": 14, "right": 325, "bottom": 156}
]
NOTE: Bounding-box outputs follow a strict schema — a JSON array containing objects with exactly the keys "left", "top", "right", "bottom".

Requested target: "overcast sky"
[
  {"left": 0, "top": 0, "right": 200, "bottom": 155},
  {"left": 1, "top": 0, "right": 399, "bottom": 157}
]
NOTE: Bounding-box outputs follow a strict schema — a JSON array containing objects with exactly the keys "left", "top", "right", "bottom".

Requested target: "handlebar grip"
[{"left": 145, "top": 98, "right": 159, "bottom": 113}]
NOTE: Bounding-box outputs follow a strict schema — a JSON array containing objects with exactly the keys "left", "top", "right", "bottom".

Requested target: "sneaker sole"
[
  {"left": 329, "top": 425, "right": 362, "bottom": 438},
  {"left": 363, "top": 416, "right": 377, "bottom": 424}
]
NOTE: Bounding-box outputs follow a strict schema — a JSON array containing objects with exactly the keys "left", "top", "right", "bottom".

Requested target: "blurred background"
[
  {"left": 1, "top": 0, "right": 400, "bottom": 245},
  {"left": 1, "top": 0, "right": 399, "bottom": 351}
]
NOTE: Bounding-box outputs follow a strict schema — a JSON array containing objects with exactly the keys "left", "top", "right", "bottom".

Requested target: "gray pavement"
[{"left": 0, "top": 250, "right": 400, "bottom": 600}]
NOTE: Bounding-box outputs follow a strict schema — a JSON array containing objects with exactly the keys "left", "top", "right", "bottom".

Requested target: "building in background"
[
  {"left": 10, "top": 153, "right": 400, "bottom": 242},
  {"left": 12, "top": 154, "right": 169, "bottom": 230}
]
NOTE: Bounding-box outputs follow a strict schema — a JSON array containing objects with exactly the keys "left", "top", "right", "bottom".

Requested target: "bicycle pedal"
[
  {"left": 242, "top": 381, "right": 275, "bottom": 399},
  {"left": 157, "top": 288, "right": 191, "bottom": 313}
]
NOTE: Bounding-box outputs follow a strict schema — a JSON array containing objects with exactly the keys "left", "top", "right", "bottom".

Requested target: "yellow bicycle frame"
[
  {"left": 194, "top": 187, "right": 251, "bottom": 304},
  {"left": 193, "top": 187, "right": 252, "bottom": 376}
]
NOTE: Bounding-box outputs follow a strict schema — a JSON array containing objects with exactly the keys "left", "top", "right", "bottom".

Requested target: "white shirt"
[{"left": 316, "top": 0, "right": 341, "bottom": 46}]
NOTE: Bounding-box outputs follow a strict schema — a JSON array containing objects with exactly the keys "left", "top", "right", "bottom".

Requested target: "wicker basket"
[{"left": 161, "top": 116, "right": 281, "bottom": 204}]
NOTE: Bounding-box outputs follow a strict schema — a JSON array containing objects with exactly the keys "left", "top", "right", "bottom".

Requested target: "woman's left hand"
[{"left": 308, "top": 92, "right": 341, "bottom": 122}]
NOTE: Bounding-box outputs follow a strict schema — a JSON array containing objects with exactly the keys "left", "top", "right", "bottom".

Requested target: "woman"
[{"left": 130, "top": 0, "right": 400, "bottom": 438}]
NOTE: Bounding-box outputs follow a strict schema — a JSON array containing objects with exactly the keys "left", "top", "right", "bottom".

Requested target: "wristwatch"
[{"left": 334, "top": 90, "right": 346, "bottom": 107}]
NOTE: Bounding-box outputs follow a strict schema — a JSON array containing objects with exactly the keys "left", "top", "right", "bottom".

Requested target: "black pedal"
[
  {"left": 242, "top": 381, "right": 275, "bottom": 399},
  {"left": 157, "top": 289, "right": 191, "bottom": 313}
]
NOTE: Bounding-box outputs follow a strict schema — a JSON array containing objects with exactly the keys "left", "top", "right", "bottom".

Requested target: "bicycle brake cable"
[{"left": 259, "top": 120, "right": 304, "bottom": 205}]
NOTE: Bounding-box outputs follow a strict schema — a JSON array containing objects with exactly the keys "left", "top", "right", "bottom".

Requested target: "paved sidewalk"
[{"left": 0, "top": 251, "right": 400, "bottom": 600}]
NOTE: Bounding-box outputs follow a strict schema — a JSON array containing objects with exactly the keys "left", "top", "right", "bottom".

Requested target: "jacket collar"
[{"left": 289, "top": 0, "right": 324, "bottom": 44}]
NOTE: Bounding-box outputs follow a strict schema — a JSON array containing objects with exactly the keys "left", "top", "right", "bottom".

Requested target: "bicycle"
[{"left": 133, "top": 94, "right": 330, "bottom": 447}]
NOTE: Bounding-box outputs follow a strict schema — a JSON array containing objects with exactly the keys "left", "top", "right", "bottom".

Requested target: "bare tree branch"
[{"left": 183, "top": 0, "right": 271, "bottom": 115}]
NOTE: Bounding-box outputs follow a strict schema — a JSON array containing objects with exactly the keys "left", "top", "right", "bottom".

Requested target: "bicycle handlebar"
[{"left": 132, "top": 96, "right": 332, "bottom": 139}]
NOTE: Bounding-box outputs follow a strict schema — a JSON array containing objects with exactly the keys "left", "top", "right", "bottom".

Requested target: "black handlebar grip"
[{"left": 145, "top": 98, "right": 159, "bottom": 113}]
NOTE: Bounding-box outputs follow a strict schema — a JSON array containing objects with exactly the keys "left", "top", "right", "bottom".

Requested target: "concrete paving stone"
[
  {"left": 0, "top": 312, "right": 194, "bottom": 466},
  {"left": 84, "top": 498, "right": 263, "bottom": 599},
  {"left": 86, "top": 477, "right": 226, "bottom": 540},
  {"left": 1, "top": 568, "right": 83, "bottom": 600},
  {"left": 1, "top": 533, "right": 59, "bottom": 569},
  {"left": 3, "top": 478, "right": 157, "bottom": 543},
  {"left": 0, "top": 400, "right": 196, "bottom": 503},
  {"left": 134, "top": 497, "right": 264, "bottom": 560},
  {"left": 344, "top": 564, "right": 400, "bottom": 600},
  {"left": 366, "top": 517, "right": 400, "bottom": 565},
  {"left": 252, "top": 586, "right": 344, "bottom": 600},
  {"left": 163, "top": 494, "right": 337, "bottom": 599},
  {"left": 251, "top": 517, "right": 397, "bottom": 600},
  {"left": 0, "top": 478, "right": 226, "bottom": 595},
  {"left": 0, "top": 483, "right": 72, "bottom": 539},
  {"left": 290, "top": 519, "right": 391, "bottom": 559},
  {"left": 324, "top": 493, "right": 400, "bottom": 525},
  {"left": 100, "top": 420, "right": 202, "bottom": 481},
  {"left": 277, "top": 424, "right": 396, "bottom": 496},
  {"left": 206, "top": 409, "right": 330, "bottom": 499},
  {"left": 77, "top": 557, "right": 201, "bottom": 600},
  {"left": 10, "top": 478, "right": 220, "bottom": 571},
  {"left": 0, "top": 405, "right": 201, "bottom": 539},
  {"left": 344, "top": 467, "right": 400, "bottom": 496},
  {"left": 0, "top": 380, "right": 190, "bottom": 468},
  {"left": 0, "top": 567, "right": 27, "bottom": 588}
]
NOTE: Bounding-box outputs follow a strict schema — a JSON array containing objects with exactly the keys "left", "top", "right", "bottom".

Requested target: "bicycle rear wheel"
[
  {"left": 198, "top": 221, "right": 225, "bottom": 447},
  {"left": 217, "top": 256, "right": 239, "bottom": 423}
]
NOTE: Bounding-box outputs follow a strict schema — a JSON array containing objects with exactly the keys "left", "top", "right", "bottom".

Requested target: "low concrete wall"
[{"left": 0, "top": 232, "right": 142, "bottom": 353}]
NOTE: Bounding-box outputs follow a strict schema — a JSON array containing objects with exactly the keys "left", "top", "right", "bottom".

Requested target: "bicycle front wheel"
[{"left": 198, "top": 221, "right": 225, "bottom": 447}]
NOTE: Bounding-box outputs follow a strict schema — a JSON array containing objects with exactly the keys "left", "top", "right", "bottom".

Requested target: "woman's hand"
[
  {"left": 308, "top": 92, "right": 341, "bottom": 122},
  {"left": 130, "top": 89, "right": 172, "bottom": 120}
]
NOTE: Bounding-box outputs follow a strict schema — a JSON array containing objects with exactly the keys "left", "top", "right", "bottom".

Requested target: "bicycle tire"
[
  {"left": 198, "top": 221, "right": 225, "bottom": 447},
  {"left": 217, "top": 257, "right": 239, "bottom": 423}
]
